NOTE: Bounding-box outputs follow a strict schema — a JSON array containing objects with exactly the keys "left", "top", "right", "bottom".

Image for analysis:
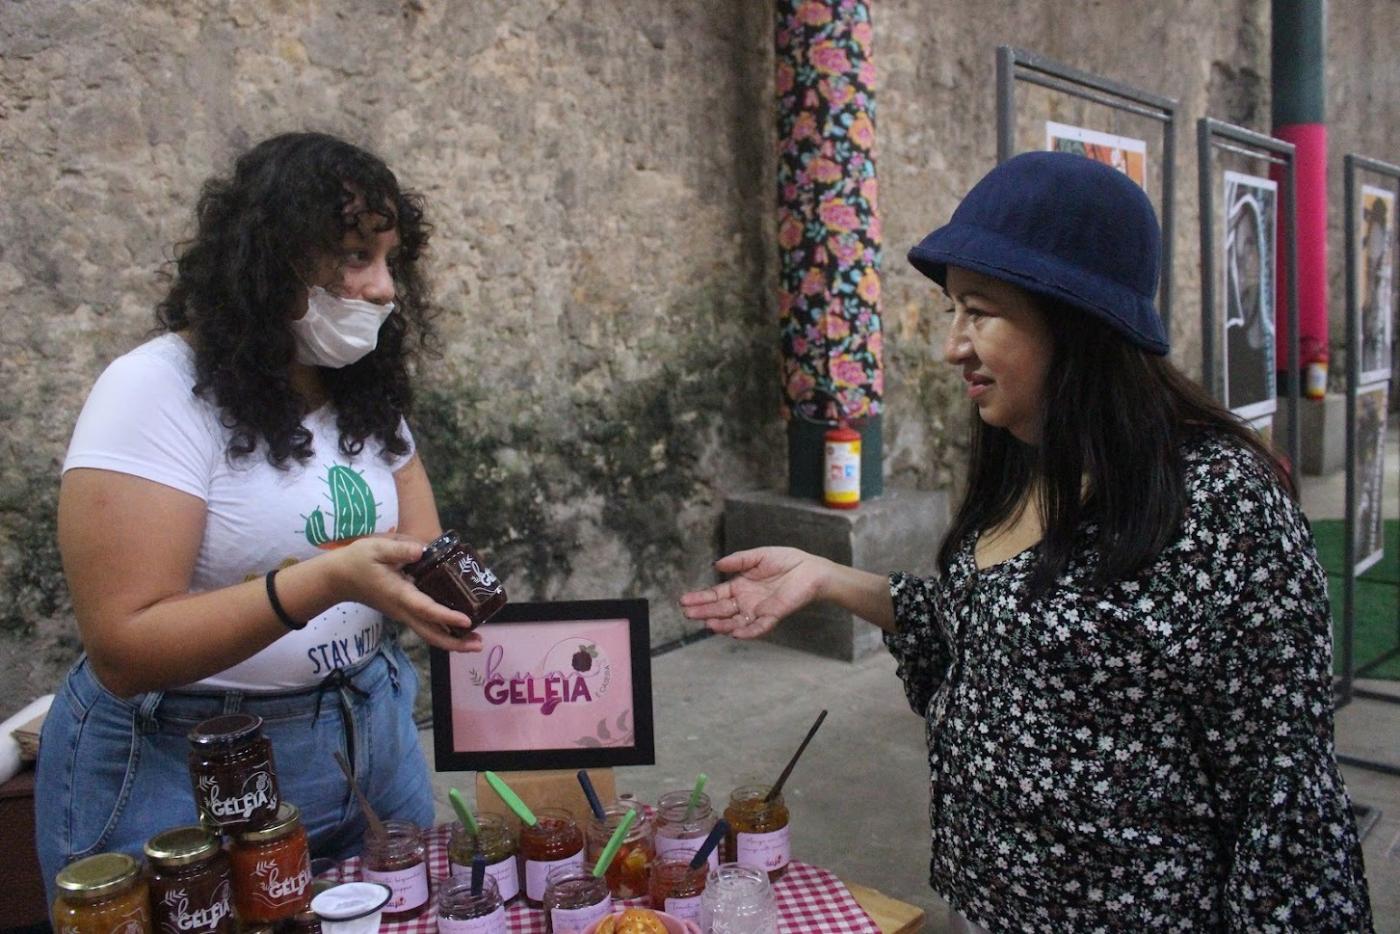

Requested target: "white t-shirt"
[{"left": 63, "top": 334, "right": 414, "bottom": 691}]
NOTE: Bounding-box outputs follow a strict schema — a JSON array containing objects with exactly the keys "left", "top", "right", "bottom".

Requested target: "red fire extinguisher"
[{"left": 823, "top": 426, "right": 861, "bottom": 509}]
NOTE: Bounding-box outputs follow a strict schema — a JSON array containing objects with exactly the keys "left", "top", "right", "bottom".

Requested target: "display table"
[{"left": 323, "top": 823, "right": 884, "bottom": 933}]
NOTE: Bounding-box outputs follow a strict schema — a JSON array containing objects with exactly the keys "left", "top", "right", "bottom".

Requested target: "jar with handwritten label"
[
  {"left": 722, "top": 784, "right": 791, "bottom": 881},
  {"left": 228, "top": 802, "right": 312, "bottom": 923},
  {"left": 541, "top": 864, "right": 612, "bottom": 934},
  {"left": 519, "top": 808, "right": 585, "bottom": 907},
  {"left": 187, "top": 713, "right": 279, "bottom": 832},
  {"left": 648, "top": 848, "right": 707, "bottom": 925},
  {"left": 448, "top": 814, "right": 520, "bottom": 903},
  {"left": 144, "top": 826, "right": 235, "bottom": 934},
  {"left": 361, "top": 821, "right": 429, "bottom": 921},
  {"left": 51, "top": 852, "right": 152, "bottom": 934},
  {"left": 437, "top": 875, "right": 507, "bottom": 934},
  {"left": 654, "top": 790, "right": 720, "bottom": 873},
  {"left": 584, "top": 799, "right": 654, "bottom": 899}
]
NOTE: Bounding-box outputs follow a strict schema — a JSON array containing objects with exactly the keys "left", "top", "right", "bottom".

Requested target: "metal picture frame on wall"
[
  {"left": 1353, "top": 381, "right": 1389, "bottom": 576},
  {"left": 1357, "top": 184, "right": 1396, "bottom": 385},
  {"left": 1220, "top": 170, "right": 1279, "bottom": 422}
]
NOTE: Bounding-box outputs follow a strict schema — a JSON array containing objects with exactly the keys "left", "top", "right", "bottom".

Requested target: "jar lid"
[
  {"left": 144, "top": 826, "right": 220, "bottom": 867},
  {"left": 311, "top": 882, "right": 392, "bottom": 921},
  {"left": 233, "top": 801, "right": 301, "bottom": 844},
  {"left": 402, "top": 529, "right": 461, "bottom": 578},
  {"left": 188, "top": 712, "right": 264, "bottom": 748},
  {"left": 55, "top": 852, "right": 141, "bottom": 898}
]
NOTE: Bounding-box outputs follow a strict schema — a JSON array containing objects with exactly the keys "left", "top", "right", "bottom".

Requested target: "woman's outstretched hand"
[{"left": 679, "top": 546, "right": 831, "bottom": 639}]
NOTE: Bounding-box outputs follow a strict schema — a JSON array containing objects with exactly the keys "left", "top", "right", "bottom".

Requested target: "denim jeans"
[{"left": 34, "top": 638, "right": 433, "bottom": 900}]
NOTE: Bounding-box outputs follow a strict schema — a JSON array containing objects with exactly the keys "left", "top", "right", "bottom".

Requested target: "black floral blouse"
[{"left": 885, "top": 434, "right": 1373, "bottom": 932}]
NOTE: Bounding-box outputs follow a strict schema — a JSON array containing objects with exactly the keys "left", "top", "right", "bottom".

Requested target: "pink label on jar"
[
  {"left": 449, "top": 856, "right": 520, "bottom": 903},
  {"left": 548, "top": 894, "right": 612, "bottom": 932},
  {"left": 655, "top": 835, "right": 720, "bottom": 872},
  {"left": 524, "top": 853, "right": 584, "bottom": 902},
  {"left": 736, "top": 826, "right": 791, "bottom": 873},
  {"left": 666, "top": 894, "right": 703, "bottom": 922},
  {"left": 437, "top": 906, "right": 508, "bottom": 934},
  {"left": 363, "top": 863, "right": 429, "bottom": 911}
]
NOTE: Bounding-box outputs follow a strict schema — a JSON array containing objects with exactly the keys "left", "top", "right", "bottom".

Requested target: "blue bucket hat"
[{"left": 907, "top": 150, "right": 1169, "bottom": 355}]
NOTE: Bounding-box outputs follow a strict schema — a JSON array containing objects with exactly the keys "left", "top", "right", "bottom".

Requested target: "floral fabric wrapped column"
[{"left": 776, "top": 0, "right": 883, "bottom": 498}]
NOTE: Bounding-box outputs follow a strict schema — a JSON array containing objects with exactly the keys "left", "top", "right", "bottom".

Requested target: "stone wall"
[{"left": 1, "top": 0, "right": 1396, "bottom": 718}]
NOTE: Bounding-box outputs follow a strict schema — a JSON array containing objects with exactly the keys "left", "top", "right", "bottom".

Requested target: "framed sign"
[
  {"left": 1045, "top": 121, "right": 1148, "bottom": 191},
  {"left": 1221, "top": 170, "right": 1279, "bottom": 421},
  {"left": 430, "top": 599, "right": 655, "bottom": 772},
  {"left": 1358, "top": 184, "right": 1396, "bottom": 384},
  {"left": 1354, "top": 381, "right": 1389, "bottom": 576}
]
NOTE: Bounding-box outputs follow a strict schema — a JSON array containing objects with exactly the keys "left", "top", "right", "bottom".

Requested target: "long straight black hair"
[{"left": 936, "top": 295, "right": 1292, "bottom": 598}]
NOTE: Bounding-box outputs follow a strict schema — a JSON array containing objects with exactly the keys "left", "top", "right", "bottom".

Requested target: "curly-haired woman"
[{"left": 37, "top": 132, "right": 480, "bottom": 892}]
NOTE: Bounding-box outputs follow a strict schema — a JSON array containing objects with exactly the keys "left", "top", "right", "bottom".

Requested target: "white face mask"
[{"left": 290, "top": 287, "right": 395, "bottom": 368}]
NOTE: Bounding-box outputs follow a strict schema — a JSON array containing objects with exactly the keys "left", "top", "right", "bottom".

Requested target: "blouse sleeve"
[
  {"left": 883, "top": 571, "right": 953, "bottom": 719},
  {"left": 1172, "top": 448, "right": 1372, "bottom": 931}
]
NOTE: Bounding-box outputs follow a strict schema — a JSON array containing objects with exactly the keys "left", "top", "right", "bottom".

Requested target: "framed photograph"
[
  {"left": 1045, "top": 121, "right": 1148, "bottom": 191},
  {"left": 1354, "top": 382, "right": 1389, "bottom": 576},
  {"left": 430, "top": 599, "right": 655, "bottom": 772},
  {"left": 1358, "top": 184, "right": 1396, "bottom": 384},
  {"left": 1221, "top": 170, "right": 1279, "bottom": 421}
]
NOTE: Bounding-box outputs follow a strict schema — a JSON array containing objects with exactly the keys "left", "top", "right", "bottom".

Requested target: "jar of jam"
[
  {"left": 437, "top": 876, "right": 507, "bottom": 933},
  {"left": 448, "top": 814, "right": 520, "bottom": 903},
  {"left": 722, "top": 784, "right": 791, "bottom": 881},
  {"left": 144, "top": 826, "right": 235, "bottom": 934},
  {"left": 584, "top": 799, "right": 653, "bottom": 899},
  {"left": 187, "top": 713, "right": 280, "bottom": 832},
  {"left": 519, "top": 808, "right": 584, "bottom": 906},
  {"left": 654, "top": 789, "right": 720, "bottom": 873},
  {"left": 541, "top": 865, "right": 612, "bottom": 934},
  {"left": 361, "top": 820, "right": 429, "bottom": 921},
  {"left": 648, "top": 850, "right": 707, "bottom": 925},
  {"left": 283, "top": 909, "right": 322, "bottom": 934},
  {"left": 52, "top": 852, "right": 153, "bottom": 934},
  {"left": 403, "top": 530, "right": 507, "bottom": 626},
  {"left": 228, "top": 802, "right": 312, "bottom": 923}
]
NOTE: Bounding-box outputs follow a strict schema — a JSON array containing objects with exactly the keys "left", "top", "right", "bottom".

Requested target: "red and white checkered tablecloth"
[{"left": 322, "top": 823, "right": 881, "bottom": 933}]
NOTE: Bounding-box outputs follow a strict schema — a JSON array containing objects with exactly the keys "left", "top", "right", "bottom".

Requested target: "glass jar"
[
  {"left": 228, "top": 802, "right": 312, "bottom": 923},
  {"left": 648, "top": 849, "right": 707, "bottom": 925},
  {"left": 283, "top": 908, "right": 322, "bottom": 934},
  {"left": 519, "top": 808, "right": 585, "bottom": 906},
  {"left": 722, "top": 784, "right": 791, "bottom": 881},
  {"left": 699, "top": 863, "right": 778, "bottom": 934},
  {"left": 144, "top": 826, "right": 235, "bottom": 934},
  {"left": 654, "top": 789, "right": 720, "bottom": 873},
  {"left": 448, "top": 814, "right": 520, "bottom": 904},
  {"left": 541, "top": 865, "right": 612, "bottom": 934},
  {"left": 437, "top": 875, "right": 508, "bottom": 933},
  {"left": 361, "top": 820, "right": 430, "bottom": 922},
  {"left": 584, "top": 799, "right": 654, "bottom": 899},
  {"left": 403, "top": 530, "right": 507, "bottom": 626},
  {"left": 51, "top": 852, "right": 152, "bottom": 934},
  {"left": 186, "top": 712, "right": 280, "bottom": 832}
]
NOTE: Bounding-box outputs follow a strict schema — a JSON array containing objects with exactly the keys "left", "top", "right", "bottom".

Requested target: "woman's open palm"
[{"left": 679, "top": 546, "right": 828, "bottom": 639}]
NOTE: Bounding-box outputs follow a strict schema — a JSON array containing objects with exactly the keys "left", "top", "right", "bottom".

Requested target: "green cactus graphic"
[
  {"left": 301, "top": 466, "right": 380, "bottom": 548},
  {"left": 304, "top": 508, "right": 331, "bottom": 546}
]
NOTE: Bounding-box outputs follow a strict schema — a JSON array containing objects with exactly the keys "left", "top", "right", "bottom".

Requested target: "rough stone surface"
[{"left": 2, "top": 0, "right": 1397, "bottom": 718}]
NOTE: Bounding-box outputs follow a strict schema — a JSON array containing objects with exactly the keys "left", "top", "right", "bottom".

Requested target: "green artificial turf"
[{"left": 1310, "top": 518, "right": 1400, "bottom": 680}]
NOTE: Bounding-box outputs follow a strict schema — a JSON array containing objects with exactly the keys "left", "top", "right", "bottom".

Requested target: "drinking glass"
[{"left": 698, "top": 863, "right": 777, "bottom": 934}]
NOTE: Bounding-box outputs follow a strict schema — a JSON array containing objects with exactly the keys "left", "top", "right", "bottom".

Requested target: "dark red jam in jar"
[
  {"left": 145, "top": 826, "right": 236, "bottom": 934},
  {"left": 187, "top": 713, "right": 279, "bottom": 832},
  {"left": 403, "top": 530, "right": 507, "bottom": 626}
]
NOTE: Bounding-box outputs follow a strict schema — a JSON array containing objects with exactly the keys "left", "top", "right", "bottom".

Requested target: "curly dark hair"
[{"left": 155, "top": 132, "right": 435, "bottom": 467}]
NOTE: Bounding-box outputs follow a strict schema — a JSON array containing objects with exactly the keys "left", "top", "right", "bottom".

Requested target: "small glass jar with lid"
[
  {"left": 654, "top": 789, "right": 720, "bottom": 873},
  {"left": 648, "top": 848, "right": 708, "bottom": 924},
  {"left": 722, "top": 784, "right": 791, "bottom": 881},
  {"left": 51, "top": 852, "right": 153, "bottom": 934},
  {"left": 584, "top": 799, "right": 654, "bottom": 899},
  {"left": 361, "top": 820, "right": 430, "bottom": 921},
  {"left": 448, "top": 814, "right": 520, "bottom": 903},
  {"left": 228, "top": 801, "right": 312, "bottom": 923},
  {"left": 402, "top": 530, "right": 507, "bottom": 626},
  {"left": 518, "top": 808, "right": 584, "bottom": 906},
  {"left": 144, "top": 826, "right": 235, "bottom": 934},
  {"left": 540, "top": 864, "right": 612, "bottom": 934},
  {"left": 437, "top": 875, "right": 508, "bottom": 933},
  {"left": 186, "top": 712, "right": 280, "bottom": 832}
]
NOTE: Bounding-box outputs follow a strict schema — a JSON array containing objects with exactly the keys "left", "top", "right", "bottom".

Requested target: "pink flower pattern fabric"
[{"left": 776, "top": 0, "right": 883, "bottom": 424}]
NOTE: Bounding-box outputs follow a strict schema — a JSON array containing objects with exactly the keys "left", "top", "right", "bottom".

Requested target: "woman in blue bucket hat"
[{"left": 684, "top": 152, "right": 1372, "bottom": 931}]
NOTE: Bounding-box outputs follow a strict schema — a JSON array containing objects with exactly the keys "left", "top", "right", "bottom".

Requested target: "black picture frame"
[{"left": 429, "top": 599, "right": 655, "bottom": 772}]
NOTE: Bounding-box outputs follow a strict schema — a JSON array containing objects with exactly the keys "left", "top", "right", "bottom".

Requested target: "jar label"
[
  {"left": 247, "top": 853, "right": 311, "bottom": 910},
  {"left": 198, "top": 763, "right": 277, "bottom": 825},
  {"left": 449, "top": 856, "right": 520, "bottom": 903},
  {"left": 656, "top": 834, "right": 720, "bottom": 872},
  {"left": 736, "top": 826, "right": 791, "bottom": 874},
  {"left": 156, "top": 878, "right": 234, "bottom": 934},
  {"left": 525, "top": 853, "right": 584, "bottom": 902},
  {"left": 666, "top": 894, "right": 703, "bottom": 922},
  {"left": 437, "top": 905, "right": 508, "bottom": 933},
  {"left": 548, "top": 893, "right": 612, "bottom": 932},
  {"left": 363, "top": 863, "right": 429, "bottom": 912}
]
